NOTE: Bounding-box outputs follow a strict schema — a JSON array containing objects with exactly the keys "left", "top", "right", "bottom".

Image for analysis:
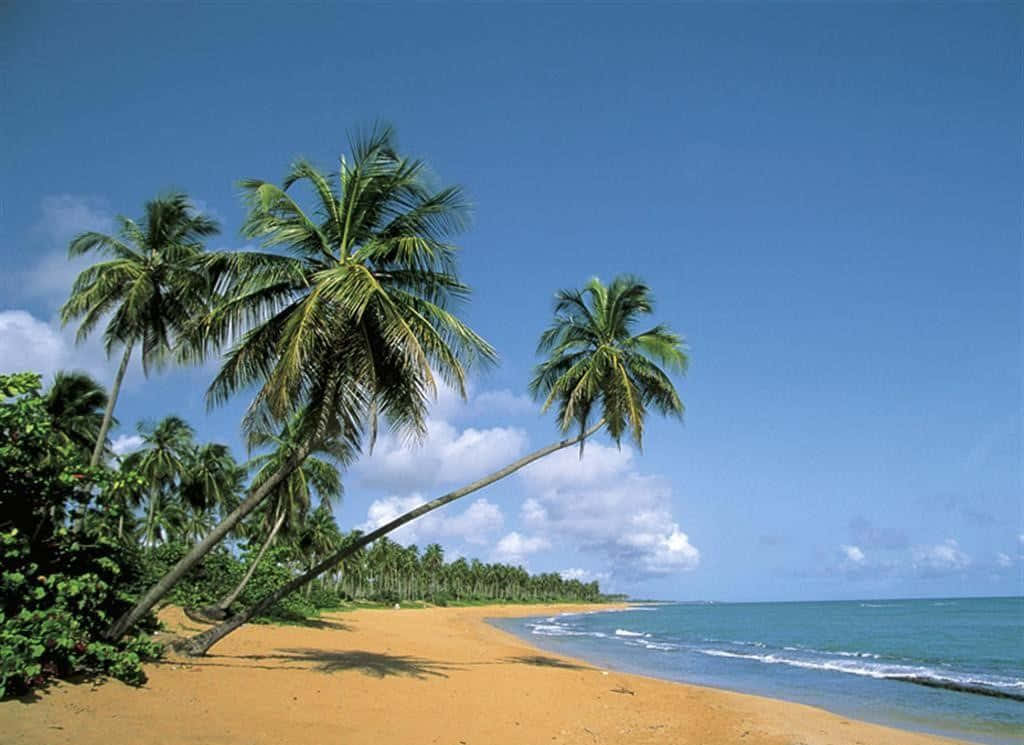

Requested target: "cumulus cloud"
[
  {"left": 359, "top": 495, "right": 504, "bottom": 546},
  {"left": 356, "top": 418, "right": 528, "bottom": 492},
  {"left": 22, "top": 195, "right": 113, "bottom": 302},
  {"left": 493, "top": 532, "right": 550, "bottom": 564},
  {"left": 110, "top": 434, "right": 144, "bottom": 457},
  {"left": 0, "top": 310, "right": 113, "bottom": 382},
  {"left": 472, "top": 389, "right": 535, "bottom": 417},
  {"left": 911, "top": 538, "right": 971, "bottom": 576},
  {"left": 417, "top": 377, "right": 537, "bottom": 423},
  {"left": 841, "top": 545, "right": 866, "bottom": 563},
  {"left": 516, "top": 441, "right": 699, "bottom": 579}
]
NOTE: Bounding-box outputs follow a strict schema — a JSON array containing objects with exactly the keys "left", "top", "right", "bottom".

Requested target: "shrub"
[
  {"left": 306, "top": 584, "right": 342, "bottom": 610},
  {"left": 0, "top": 529, "right": 162, "bottom": 698},
  {"left": 0, "top": 373, "right": 162, "bottom": 699}
]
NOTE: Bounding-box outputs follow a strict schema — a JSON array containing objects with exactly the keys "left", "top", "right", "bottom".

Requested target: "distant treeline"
[{"left": 328, "top": 537, "right": 606, "bottom": 604}]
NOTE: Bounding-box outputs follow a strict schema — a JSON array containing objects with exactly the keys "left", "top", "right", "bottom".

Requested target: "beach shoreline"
[{"left": 0, "top": 603, "right": 973, "bottom": 745}]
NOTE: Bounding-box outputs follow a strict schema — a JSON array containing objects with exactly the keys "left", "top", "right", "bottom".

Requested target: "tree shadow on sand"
[
  {"left": 502, "top": 655, "right": 590, "bottom": 670},
  {"left": 276, "top": 617, "right": 352, "bottom": 631},
  {"left": 230, "top": 648, "right": 459, "bottom": 679}
]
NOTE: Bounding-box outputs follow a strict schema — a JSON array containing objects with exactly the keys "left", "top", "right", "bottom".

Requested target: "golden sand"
[{"left": 0, "top": 604, "right": 969, "bottom": 744}]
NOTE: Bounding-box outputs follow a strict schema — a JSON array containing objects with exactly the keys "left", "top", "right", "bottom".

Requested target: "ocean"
[{"left": 490, "top": 596, "right": 1023, "bottom": 745}]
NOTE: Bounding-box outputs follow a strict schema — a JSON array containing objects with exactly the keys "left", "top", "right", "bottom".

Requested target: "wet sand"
[{"left": 0, "top": 604, "right": 970, "bottom": 744}]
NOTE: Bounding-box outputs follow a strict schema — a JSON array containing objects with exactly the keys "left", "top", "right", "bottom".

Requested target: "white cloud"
[
  {"left": 517, "top": 441, "right": 700, "bottom": 579},
  {"left": 559, "top": 567, "right": 590, "bottom": 581},
  {"left": 110, "top": 434, "right": 144, "bottom": 457},
  {"left": 23, "top": 195, "right": 113, "bottom": 302},
  {"left": 418, "top": 375, "right": 536, "bottom": 422},
  {"left": 912, "top": 538, "right": 971, "bottom": 576},
  {"left": 521, "top": 440, "right": 634, "bottom": 488},
  {"left": 359, "top": 495, "right": 504, "bottom": 547},
  {"left": 473, "top": 389, "right": 535, "bottom": 417},
  {"left": 356, "top": 418, "right": 528, "bottom": 491},
  {"left": 559, "top": 567, "right": 611, "bottom": 583},
  {"left": 996, "top": 552, "right": 1012, "bottom": 568},
  {"left": 841, "top": 545, "right": 866, "bottom": 563},
  {"left": 0, "top": 310, "right": 113, "bottom": 382},
  {"left": 493, "top": 532, "right": 551, "bottom": 564}
]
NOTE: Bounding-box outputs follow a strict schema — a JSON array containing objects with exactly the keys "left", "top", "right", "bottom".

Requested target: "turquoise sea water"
[{"left": 490, "top": 597, "right": 1023, "bottom": 745}]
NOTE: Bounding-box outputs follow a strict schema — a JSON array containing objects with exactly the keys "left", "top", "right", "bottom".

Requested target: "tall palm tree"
[
  {"left": 44, "top": 371, "right": 112, "bottom": 462},
  {"left": 295, "top": 500, "right": 343, "bottom": 597},
  {"left": 181, "top": 275, "right": 687, "bottom": 655},
  {"left": 107, "top": 127, "right": 494, "bottom": 640},
  {"left": 121, "top": 416, "right": 195, "bottom": 547},
  {"left": 182, "top": 443, "right": 244, "bottom": 516},
  {"left": 60, "top": 193, "right": 219, "bottom": 467},
  {"left": 204, "top": 418, "right": 347, "bottom": 617}
]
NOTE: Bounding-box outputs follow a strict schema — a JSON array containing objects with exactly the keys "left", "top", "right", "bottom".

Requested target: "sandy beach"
[{"left": 0, "top": 604, "right": 970, "bottom": 745}]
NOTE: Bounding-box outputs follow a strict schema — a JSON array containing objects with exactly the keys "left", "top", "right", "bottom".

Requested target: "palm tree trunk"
[
  {"left": 213, "top": 509, "right": 286, "bottom": 613},
  {"left": 179, "top": 421, "right": 604, "bottom": 655},
  {"left": 104, "top": 442, "right": 312, "bottom": 641},
  {"left": 144, "top": 488, "right": 159, "bottom": 548},
  {"left": 90, "top": 344, "right": 132, "bottom": 467}
]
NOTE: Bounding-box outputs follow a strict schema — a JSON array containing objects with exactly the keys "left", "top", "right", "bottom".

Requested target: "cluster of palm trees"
[
  {"left": 41, "top": 373, "right": 604, "bottom": 607},
  {"left": 55, "top": 125, "right": 688, "bottom": 655},
  {"left": 42, "top": 373, "right": 345, "bottom": 603}
]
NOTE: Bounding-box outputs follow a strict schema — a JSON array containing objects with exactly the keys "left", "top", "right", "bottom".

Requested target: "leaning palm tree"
[
  {"left": 179, "top": 274, "right": 687, "bottom": 655},
  {"left": 106, "top": 126, "right": 494, "bottom": 640},
  {"left": 60, "top": 193, "right": 219, "bottom": 467},
  {"left": 201, "top": 417, "right": 347, "bottom": 618},
  {"left": 44, "top": 371, "right": 112, "bottom": 462}
]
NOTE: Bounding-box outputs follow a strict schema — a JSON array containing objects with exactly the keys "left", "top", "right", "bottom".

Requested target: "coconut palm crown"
[
  {"left": 530, "top": 275, "right": 688, "bottom": 451},
  {"left": 193, "top": 125, "right": 495, "bottom": 450},
  {"left": 61, "top": 193, "right": 219, "bottom": 371},
  {"left": 44, "top": 371, "right": 113, "bottom": 461},
  {"left": 59, "top": 192, "right": 219, "bottom": 465}
]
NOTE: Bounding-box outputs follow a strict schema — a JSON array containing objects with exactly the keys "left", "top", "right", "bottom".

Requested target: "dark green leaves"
[{"left": 530, "top": 275, "right": 688, "bottom": 451}]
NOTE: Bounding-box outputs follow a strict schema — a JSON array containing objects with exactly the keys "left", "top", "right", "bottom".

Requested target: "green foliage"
[
  {"left": 60, "top": 193, "right": 219, "bottom": 370},
  {"left": 0, "top": 529, "right": 161, "bottom": 698},
  {"left": 44, "top": 371, "right": 113, "bottom": 462},
  {"left": 196, "top": 126, "right": 495, "bottom": 449},
  {"left": 531, "top": 275, "right": 688, "bottom": 450},
  {"left": 135, "top": 541, "right": 319, "bottom": 622},
  {"left": 0, "top": 373, "right": 162, "bottom": 699},
  {"left": 334, "top": 536, "right": 607, "bottom": 606},
  {"left": 133, "top": 542, "right": 243, "bottom": 610}
]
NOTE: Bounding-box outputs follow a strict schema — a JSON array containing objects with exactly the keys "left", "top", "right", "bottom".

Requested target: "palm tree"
[
  {"left": 203, "top": 417, "right": 347, "bottom": 617},
  {"left": 174, "top": 443, "right": 243, "bottom": 545},
  {"left": 121, "top": 416, "right": 195, "bottom": 547},
  {"left": 180, "top": 274, "right": 687, "bottom": 655},
  {"left": 296, "top": 501, "right": 343, "bottom": 597},
  {"left": 422, "top": 543, "right": 444, "bottom": 600},
  {"left": 44, "top": 371, "right": 112, "bottom": 462},
  {"left": 60, "top": 193, "right": 218, "bottom": 467},
  {"left": 106, "top": 127, "right": 493, "bottom": 640}
]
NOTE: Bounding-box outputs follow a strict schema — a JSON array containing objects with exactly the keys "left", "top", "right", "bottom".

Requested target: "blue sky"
[{"left": 2, "top": 3, "right": 1020, "bottom": 601}]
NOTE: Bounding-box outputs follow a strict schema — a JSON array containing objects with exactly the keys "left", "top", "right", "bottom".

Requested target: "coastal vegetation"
[{"left": 0, "top": 126, "right": 686, "bottom": 696}]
